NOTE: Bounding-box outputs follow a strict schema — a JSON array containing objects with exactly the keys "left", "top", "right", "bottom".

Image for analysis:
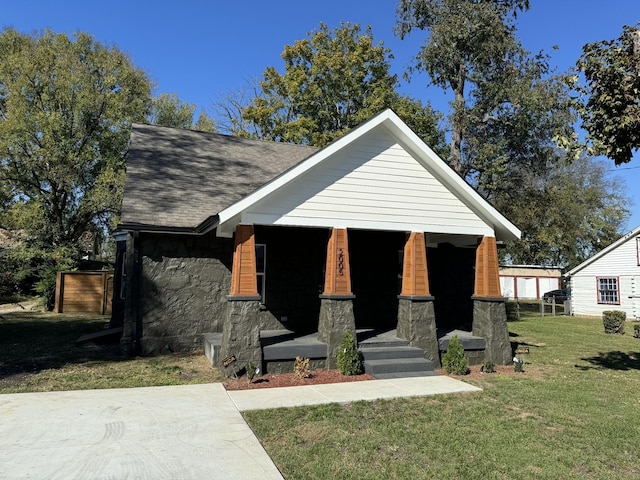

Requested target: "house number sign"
[{"left": 337, "top": 248, "right": 345, "bottom": 276}]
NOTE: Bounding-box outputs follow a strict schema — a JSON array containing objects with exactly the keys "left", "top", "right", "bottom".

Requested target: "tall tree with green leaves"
[
  {"left": 149, "top": 92, "right": 215, "bottom": 132},
  {"left": 499, "top": 155, "right": 629, "bottom": 269},
  {"left": 395, "top": 0, "right": 531, "bottom": 175},
  {"left": 575, "top": 24, "right": 640, "bottom": 165},
  {"left": 395, "top": 0, "right": 627, "bottom": 266},
  {"left": 239, "top": 22, "right": 445, "bottom": 151},
  {"left": 0, "top": 28, "right": 151, "bottom": 304}
]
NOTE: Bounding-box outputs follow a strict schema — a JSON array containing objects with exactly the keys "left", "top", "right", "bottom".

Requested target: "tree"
[
  {"left": 395, "top": 1, "right": 629, "bottom": 267},
  {"left": 499, "top": 155, "right": 629, "bottom": 269},
  {"left": 0, "top": 28, "right": 151, "bottom": 304},
  {"left": 395, "top": 0, "right": 530, "bottom": 175},
  {"left": 575, "top": 24, "right": 640, "bottom": 165},
  {"left": 149, "top": 92, "right": 215, "bottom": 132},
  {"left": 239, "top": 22, "right": 445, "bottom": 151}
]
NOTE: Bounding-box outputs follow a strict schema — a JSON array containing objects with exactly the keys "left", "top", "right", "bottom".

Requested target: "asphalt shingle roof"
[{"left": 121, "top": 124, "right": 318, "bottom": 229}]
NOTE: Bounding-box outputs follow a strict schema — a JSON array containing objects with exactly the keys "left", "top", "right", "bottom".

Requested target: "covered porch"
[{"left": 216, "top": 223, "right": 511, "bottom": 376}]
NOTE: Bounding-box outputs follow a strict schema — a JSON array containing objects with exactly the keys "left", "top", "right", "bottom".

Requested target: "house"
[
  {"left": 118, "top": 109, "right": 521, "bottom": 373},
  {"left": 499, "top": 265, "right": 563, "bottom": 300},
  {"left": 565, "top": 226, "right": 640, "bottom": 319}
]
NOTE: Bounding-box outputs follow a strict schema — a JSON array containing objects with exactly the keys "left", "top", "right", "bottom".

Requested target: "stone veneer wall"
[{"left": 136, "top": 231, "right": 234, "bottom": 355}]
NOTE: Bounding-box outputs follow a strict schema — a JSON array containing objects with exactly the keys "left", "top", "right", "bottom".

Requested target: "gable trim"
[
  {"left": 566, "top": 225, "right": 640, "bottom": 277},
  {"left": 215, "top": 109, "right": 521, "bottom": 240}
]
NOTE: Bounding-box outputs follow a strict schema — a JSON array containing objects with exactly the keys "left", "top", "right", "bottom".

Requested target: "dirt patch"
[{"left": 224, "top": 369, "right": 375, "bottom": 390}]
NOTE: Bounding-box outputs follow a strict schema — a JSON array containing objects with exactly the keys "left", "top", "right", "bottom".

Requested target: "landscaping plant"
[
  {"left": 294, "top": 356, "right": 311, "bottom": 379},
  {"left": 336, "top": 331, "right": 363, "bottom": 376},
  {"left": 603, "top": 310, "right": 626, "bottom": 334},
  {"left": 246, "top": 361, "right": 259, "bottom": 384},
  {"left": 442, "top": 335, "right": 469, "bottom": 375}
]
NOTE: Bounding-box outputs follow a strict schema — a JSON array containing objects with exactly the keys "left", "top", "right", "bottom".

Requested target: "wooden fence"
[{"left": 54, "top": 271, "right": 114, "bottom": 315}]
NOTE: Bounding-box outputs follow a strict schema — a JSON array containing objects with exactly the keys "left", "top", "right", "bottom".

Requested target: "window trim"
[
  {"left": 597, "top": 276, "right": 620, "bottom": 305},
  {"left": 256, "top": 243, "right": 266, "bottom": 304}
]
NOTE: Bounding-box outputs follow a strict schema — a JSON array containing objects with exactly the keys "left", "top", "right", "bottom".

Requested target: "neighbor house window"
[
  {"left": 636, "top": 237, "right": 640, "bottom": 266},
  {"left": 597, "top": 277, "right": 619, "bottom": 304},
  {"left": 256, "top": 244, "right": 266, "bottom": 303}
]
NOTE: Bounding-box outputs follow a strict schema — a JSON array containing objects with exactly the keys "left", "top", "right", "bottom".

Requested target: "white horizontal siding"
[
  {"left": 570, "top": 234, "right": 640, "bottom": 319},
  {"left": 245, "top": 130, "right": 491, "bottom": 234},
  {"left": 578, "top": 236, "right": 640, "bottom": 277},
  {"left": 570, "top": 275, "right": 639, "bottom": 318}
]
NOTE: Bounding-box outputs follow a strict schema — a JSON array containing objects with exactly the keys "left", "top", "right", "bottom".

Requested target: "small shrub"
[
  {"left": 506, "top": 301, "right": 520, "bottom": 322},
  {"left": 442, "top": 336, "right": 469, "bottom": 375},
  {"left": 246, "top": 361, "right": 259, "bottom": 384},
  {"left": 634, "top": 324, "right": 640, "bottom": 339},
  {"left": 336, "top": 331, "right": 363, "bottom": 376},
  {"left": 481, "top": 360, "right": 495, "bottom": 373},
  {"left": 294, "top": 356, "right": 311, "bottom": 379},
  {"left": 603, "top": 310, "right": 626, "bottom": 335}
]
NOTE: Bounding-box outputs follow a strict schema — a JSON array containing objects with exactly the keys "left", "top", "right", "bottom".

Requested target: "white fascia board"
[
  {"left": 566, "top": 225, "right": 640, "bottom": 277},
  {"left": 243, "top": 212, "right": 495, "bottom": 237}
]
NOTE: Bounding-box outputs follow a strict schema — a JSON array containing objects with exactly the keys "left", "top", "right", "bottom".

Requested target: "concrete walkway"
[{"left": 0, "top": 377, "right": 480, "bottom": 480}]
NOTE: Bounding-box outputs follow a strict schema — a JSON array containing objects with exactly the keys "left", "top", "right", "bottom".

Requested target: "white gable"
[
  {"left": 241, "top": 129, "right": 491, "bottom": 235},
  {"left": 566, "top": 226, "right": 640, "bottom": 319},
  {"left": 216, "top": 109, "right": 521, "bottom": 240}
]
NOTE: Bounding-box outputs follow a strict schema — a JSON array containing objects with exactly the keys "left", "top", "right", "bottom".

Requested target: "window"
[
  {"left": 597, "top": 277, "right": 619, "bottom": 304},
  {"left": 636, "top": 237, "right": 640, "bottom": 266},
  {"left": 256, "top": 244, "right": 266, "bottom": 303}
]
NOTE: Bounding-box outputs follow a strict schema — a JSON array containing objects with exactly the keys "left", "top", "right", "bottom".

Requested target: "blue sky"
[{"left": 3, "top": 0, "right": 640, "bottom": 230}]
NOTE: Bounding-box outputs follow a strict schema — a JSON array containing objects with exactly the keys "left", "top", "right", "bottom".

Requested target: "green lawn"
[
  {"left": 0, "top": 311, "right": 223, "bottom": 393},
  {"left": 245, "top": 314, "right": 640, "bottom": 480}
]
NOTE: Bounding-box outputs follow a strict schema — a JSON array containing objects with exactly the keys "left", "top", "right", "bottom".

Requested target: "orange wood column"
[
  {"left": 400, "top": 232, "right": 431, "bottom": 297},
  {"left": 229, "top": 224, "right": 260, "bottom": 297},
  {"left": 474, "top": 236, "right": 502, "bottom": 298},
  {"left": 323, "top": 228, "right": 353, "bottom": 296}
]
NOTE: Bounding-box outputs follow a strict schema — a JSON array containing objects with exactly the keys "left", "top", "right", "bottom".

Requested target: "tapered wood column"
[
  {"left": 474, "top": 236, "right": 501, "bottom": 298},
  {"left": 400, "top": 232, "right": 431, "bottom": 297},
  {"left": 229, "top": 224, "right": 260, "bottom": 298},
  {"left": 322, "top": 227, "right": 352, "bottom": 296}
]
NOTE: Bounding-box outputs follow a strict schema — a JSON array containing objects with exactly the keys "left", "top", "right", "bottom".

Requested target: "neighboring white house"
[
  {"left": 499, "top": 265, "right": 562, "bottom": 300},
  {"left": 565, "top": 226, "right": 640, "bottom": 319}
]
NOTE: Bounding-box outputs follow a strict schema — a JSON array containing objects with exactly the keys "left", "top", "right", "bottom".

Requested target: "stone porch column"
[
  {"left": 396, "top": 232, "right": 440, "bottom": 367},
  {"left": 471, "top": 236, "right": 511, "bottom": 365},
  {"left": 318, "top": 227, "right": 356, "bottom": 368},
  {"left": 221, "top": 224, "right": 262, "bottom": 375}
]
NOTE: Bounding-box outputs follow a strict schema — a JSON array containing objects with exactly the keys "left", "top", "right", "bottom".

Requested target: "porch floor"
[{"left": 203, "top": 328, "right": 488, "bottom": 370}]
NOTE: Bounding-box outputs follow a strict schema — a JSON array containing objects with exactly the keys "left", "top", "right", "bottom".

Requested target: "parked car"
[{"left": 543, "top": 289, "right": 569, "bottom": 303}]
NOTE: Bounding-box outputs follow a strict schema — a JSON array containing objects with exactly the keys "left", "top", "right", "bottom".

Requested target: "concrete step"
[
  {"left": 359, "top": 346, "right": 425, "bottom": 361},
  {"left": 364, "top": 357, "right": 435, "bottom": 375},
  {"left": 373, "top": 370, "right": 440, "bottom": 380},
  {"left": 203, "top": 333, "right": 222, "bottom": 367},
  {"left": 359, "top": 338, "right": 409, "bottom": 349}
]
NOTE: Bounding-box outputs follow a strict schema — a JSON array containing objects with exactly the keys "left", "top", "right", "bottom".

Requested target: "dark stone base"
[
  {"left": 264, "top": 358, "right": 326, "bottom": 374},
  {"left": 472, "top": 299, "right": 512, "bottom": 365},
  {"left": 220, "top": 300, "right": 262, "bottom": 377},
  {"left": 397, "top": 298, "right": 441, "bottom": 368},
  {"left": 317, "top": 297, "right": 356, "bottom": 369}
]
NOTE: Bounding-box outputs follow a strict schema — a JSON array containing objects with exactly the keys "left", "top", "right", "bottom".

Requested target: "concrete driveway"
[{"left": 0, "top": 384, "right": 283, "bottom": 480}]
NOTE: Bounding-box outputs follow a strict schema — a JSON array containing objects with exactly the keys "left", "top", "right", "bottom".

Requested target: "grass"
[
  {"left": 0, "top": 311, "right": 223, "bottom": 393},
  {"left": 3, "top": 307, "right": 639, "bottom": 478},
  {"left": 244, "top": 314, "right": 640, "bottom": 480}
]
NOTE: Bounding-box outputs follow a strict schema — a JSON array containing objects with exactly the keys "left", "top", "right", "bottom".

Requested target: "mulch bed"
[{"left": 224, "top": 369, "right": 375, "bottom": 390}]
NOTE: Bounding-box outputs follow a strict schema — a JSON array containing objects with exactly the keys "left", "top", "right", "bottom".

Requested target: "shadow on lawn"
[
  {"left": 0, "top": 312, "right": 123, "bottom": 378},
  {"left": 577, "top": 351, "right": 640, "bottom": 371}
]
